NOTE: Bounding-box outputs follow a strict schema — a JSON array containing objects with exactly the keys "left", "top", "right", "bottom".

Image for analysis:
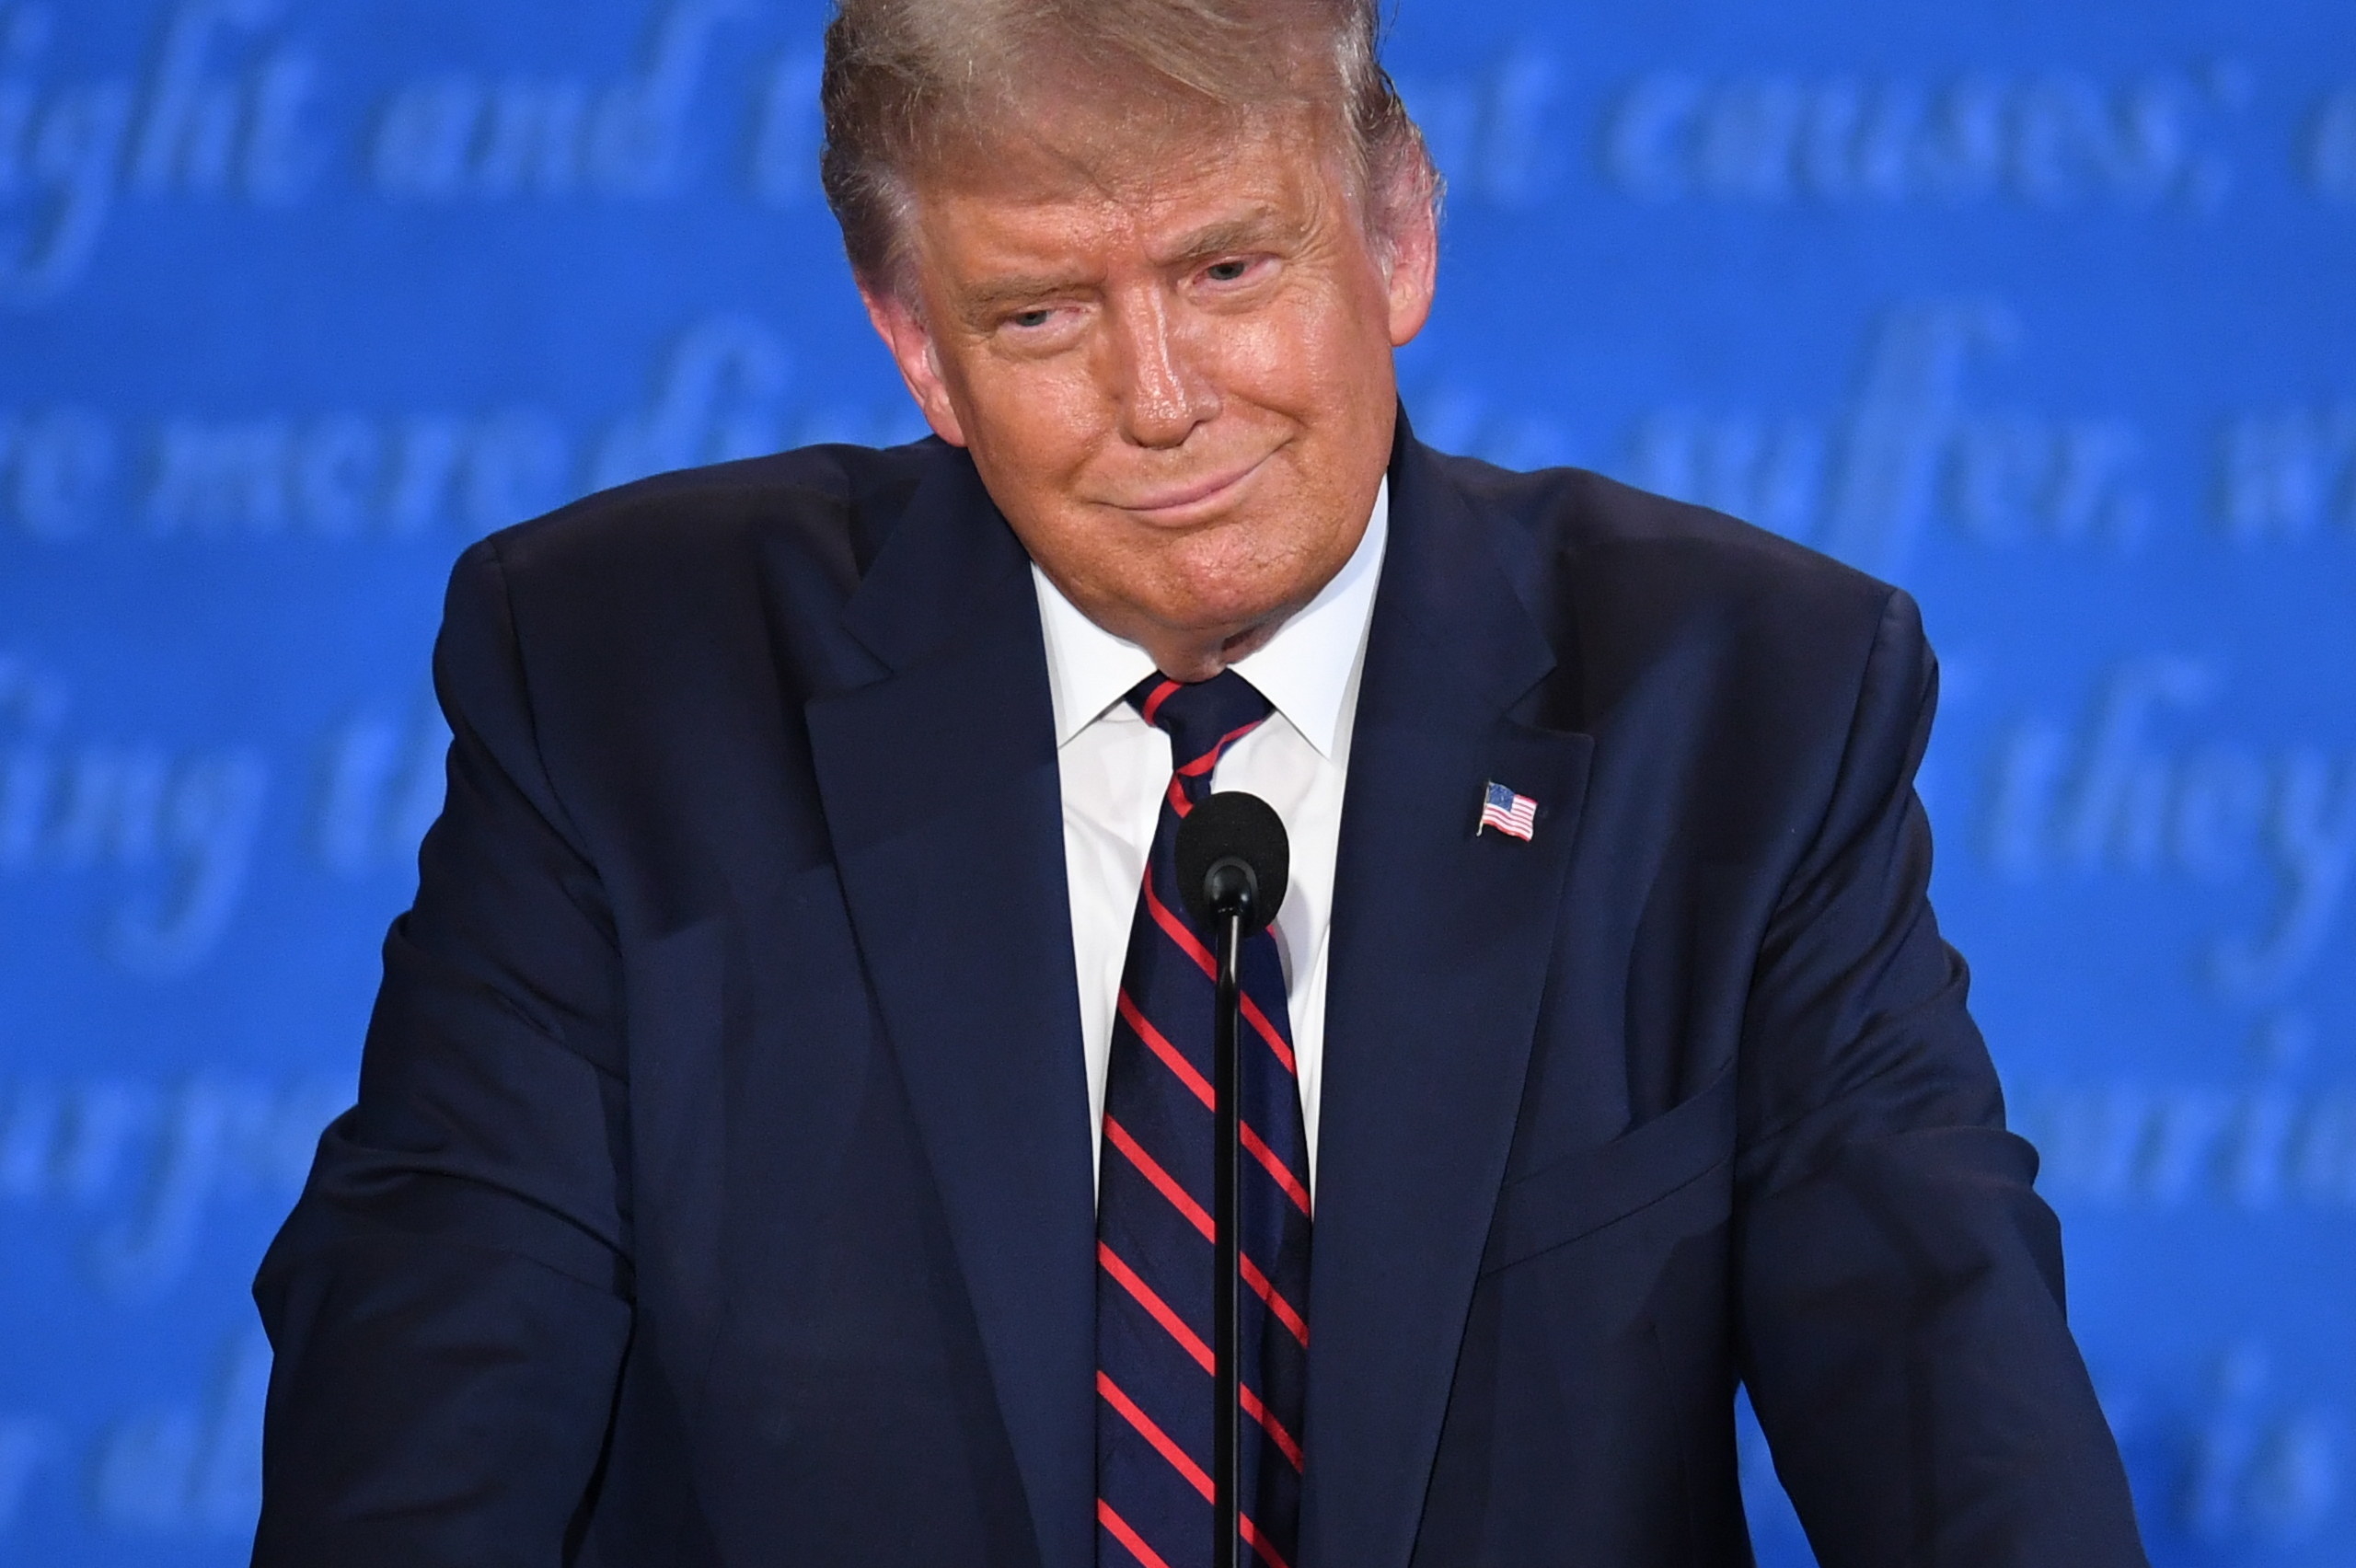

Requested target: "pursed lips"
[{"left": 1106, "top": 449, "right": 1277, "bottom": 521}]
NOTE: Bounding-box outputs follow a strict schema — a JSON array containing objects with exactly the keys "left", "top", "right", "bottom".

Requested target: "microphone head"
[{"left": 1174, "top": 790, "right": 1290, "bottom": 935}]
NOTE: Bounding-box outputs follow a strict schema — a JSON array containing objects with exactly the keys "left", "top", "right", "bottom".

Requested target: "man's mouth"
[{"left": 1113, "top": 451, "right": 1275, "bottom": 520}]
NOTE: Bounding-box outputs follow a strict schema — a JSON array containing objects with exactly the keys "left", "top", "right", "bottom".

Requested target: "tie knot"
[{"left": 1126, "top": 671, "right": 1273, "bottom": 790}]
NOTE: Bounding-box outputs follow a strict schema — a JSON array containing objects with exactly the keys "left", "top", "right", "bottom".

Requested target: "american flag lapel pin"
[{"left": 1477, "top": 781, "right": 1539, "bottom": 842}]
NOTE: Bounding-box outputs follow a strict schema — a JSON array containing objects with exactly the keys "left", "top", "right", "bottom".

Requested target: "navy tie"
[{"left": 1096, "top": 672, "right": 1312, "bottom": 1568}]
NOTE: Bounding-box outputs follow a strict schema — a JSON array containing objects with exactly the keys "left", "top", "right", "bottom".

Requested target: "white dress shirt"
[{"left": 1033, "top": 480, "right": 1390, "bottom": 1198}]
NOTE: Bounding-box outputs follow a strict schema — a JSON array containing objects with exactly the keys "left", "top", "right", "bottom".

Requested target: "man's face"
[{"left": 864, "top": 106, "right": 1438, "bottom": 678}]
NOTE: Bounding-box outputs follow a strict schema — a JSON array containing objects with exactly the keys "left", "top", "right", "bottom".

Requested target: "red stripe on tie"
[
  {"left": 1141, "top": 869, "right": 1297, "bottom": 1077},
  {"left": 1241, "top": 1254, "right": 1310, "bottom": 1345},
  {"left": 1139, "top": 680, "right": 1182, "bottom": 726},
  {"left": 1100, "top": 1499, "right": 1177, "bottom": 1568},
  {"left": 1099, "top": 1242, "right": 1214, "bottom": 1373},
  {"left": 1240, "top": 1121, "right": 1311, "bottom": 1215},
  {"left": 1242, "top": 1514, "right": 1295, "bottom": 1568},
  {"left": 1103, "top": 1075, "right": 1300, "bottom": 1229},
  {"left": 1240, "top": 1384, "right": 1304, "bottom": 1470},
  {"left": 1105, "top": 1115, "right": 1214, "bottom": 1242},
  {"left": 1177, "top": 720, "right": 1266, "bottom": 778},
  {"left": 1240, "top": 994, "right": 1297, "bottom": 1075},
  {"left": 1116, "top": 990, "right": 1214, "bottom": 1109},
  {"left": 1097, "top": 1371, "right": 1214, "bottom": 1501},
  {"left": 1105, "top": 1130, "right": 1307, "bottom": 1345},
  {"left": 1100, "top": 1407, "right": 1288, "bottom": 1568},
  {"left": 1141, "top": 853, "right": 1298, "bottom": 1082},
  {"left": 1167, "top": 775, "right": 1192, "bottom": 818},
  {"left": 1143, "top": 878, "right": 1218, "bottom": 977}
]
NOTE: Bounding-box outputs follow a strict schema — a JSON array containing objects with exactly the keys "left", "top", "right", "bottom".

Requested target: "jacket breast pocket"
[{"left": 1480, "top": 1068, "right": 1737, "bottom": 1275}]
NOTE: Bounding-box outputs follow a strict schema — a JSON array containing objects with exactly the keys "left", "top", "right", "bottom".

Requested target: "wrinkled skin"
[{"left": 862, "top": 106, "right": 1438, "bottom": 680}]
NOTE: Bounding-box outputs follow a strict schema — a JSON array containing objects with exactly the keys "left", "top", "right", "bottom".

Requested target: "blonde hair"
[{"left": 818, "top": 0, "right": 1439, "bottom": 294}]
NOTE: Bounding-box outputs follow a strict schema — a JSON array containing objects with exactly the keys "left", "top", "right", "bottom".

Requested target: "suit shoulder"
[
  {"left": 1437, "top": 451, "right": 1896, "bottom": 627},
  {"left": 1421, "top": 449, "right": 1924, "bottom": 745},
  {"left": 467, "top": 440, "right": 939, "bottom": 603}
]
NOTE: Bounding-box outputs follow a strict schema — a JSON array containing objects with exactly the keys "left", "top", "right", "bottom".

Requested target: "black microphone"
[
  {"left": 1174, "top": 790, "right": 1290, "bottom": 934},
  {"left": 1171, "top": 790, "right": 1288, "bottom": 1568}
]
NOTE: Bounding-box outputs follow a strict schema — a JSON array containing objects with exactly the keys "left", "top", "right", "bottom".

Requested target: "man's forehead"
[
  {"left": 912, "top": 133, "right": 1335, "bottom": 278},
  {"left": 937, "top": 190, "right": 1305, "bottom": 261}
]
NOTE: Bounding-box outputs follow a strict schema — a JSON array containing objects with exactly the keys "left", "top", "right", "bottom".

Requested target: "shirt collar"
[{"left": 1031, "top": 476, "right": 1391, "bottom": 758}]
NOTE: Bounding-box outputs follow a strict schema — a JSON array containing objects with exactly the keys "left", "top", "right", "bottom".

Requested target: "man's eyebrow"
[
  {"left": 958, "top": 272, "right": 1091, "bottom": 317},
  {"left": 951, "top": 206, "right": 1302, "bottom": 320},
  {"left": 1154, "top": 208, "right": 1299, "bottom": 265}
]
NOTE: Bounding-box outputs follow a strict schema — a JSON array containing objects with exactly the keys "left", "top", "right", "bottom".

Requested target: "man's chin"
[{"left": 1153, "top": 590, "right": 1303, "bottom": 665}]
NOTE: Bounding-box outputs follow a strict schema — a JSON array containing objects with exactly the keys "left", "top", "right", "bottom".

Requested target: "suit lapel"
[
  {"left": 1300, "top": 431, "right": 1595, "bottom": 1568},
  {"left": 804, "top": 447, "right": 1098, "bottom": 1568}
]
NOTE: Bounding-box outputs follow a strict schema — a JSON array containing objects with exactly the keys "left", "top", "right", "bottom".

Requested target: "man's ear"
[
  {"left": 1382, "top": 195, "right": 1439, "bottom": 349},
  {"left": 860, "top": 282, "right": 969, "bottom": 447}
]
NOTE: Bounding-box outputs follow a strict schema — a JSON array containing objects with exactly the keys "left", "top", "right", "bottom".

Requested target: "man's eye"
[
  {"left": 1008, "top": 308, "right": 1056, "bottom": 330},
  {"left": 1204, "top": 259, "right": 1254, "bottom": 283}
]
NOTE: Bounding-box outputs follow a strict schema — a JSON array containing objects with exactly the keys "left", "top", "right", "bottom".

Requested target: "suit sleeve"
[
  {"left": 251, "top": 538, "right": 633, "bottom": 1567},
  {"left": 1732, "top": 588, "right": 2149, "bottom": 1567}
]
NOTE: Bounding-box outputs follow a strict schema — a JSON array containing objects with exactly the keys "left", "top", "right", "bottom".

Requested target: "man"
[{"left": 252, "top": 0, "right": 2150, "bottom": 1563}]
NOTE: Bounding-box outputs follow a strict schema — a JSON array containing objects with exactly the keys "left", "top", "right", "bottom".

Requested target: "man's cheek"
[
  {"left": 1228, "top": 306, "right": 1345, "bottom": 409},
  {"left": 988, "top": 363, "right": 1102, "bottom": 440}
]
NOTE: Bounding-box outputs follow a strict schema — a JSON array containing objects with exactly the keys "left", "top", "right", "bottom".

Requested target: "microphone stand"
[
  {"left": 1180, "top": 793, "right": 1288, "bottom": 1568},
  {"left": 1211, "top": 905, "right": 1243, "bottom": 1568}
]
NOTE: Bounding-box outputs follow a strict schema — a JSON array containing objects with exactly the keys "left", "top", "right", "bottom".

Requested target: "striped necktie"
[{"left": 1095, "top": 672, "right": 1312, "bottom": 1568}]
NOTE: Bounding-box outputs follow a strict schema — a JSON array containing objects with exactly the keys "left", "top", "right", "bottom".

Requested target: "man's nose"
[{"left": 1107, "top": 292, "right": 1218, "bottom": 449}]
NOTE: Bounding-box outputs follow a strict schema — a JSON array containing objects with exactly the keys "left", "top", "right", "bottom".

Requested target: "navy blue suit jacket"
[{"left": 253, "top": 421, "right": 2147, "bottom": 1566}]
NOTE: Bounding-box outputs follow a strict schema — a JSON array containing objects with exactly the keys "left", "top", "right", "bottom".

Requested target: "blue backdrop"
[{"left": 2, "top": 1, "right": 2350, "bottom": 1562}]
